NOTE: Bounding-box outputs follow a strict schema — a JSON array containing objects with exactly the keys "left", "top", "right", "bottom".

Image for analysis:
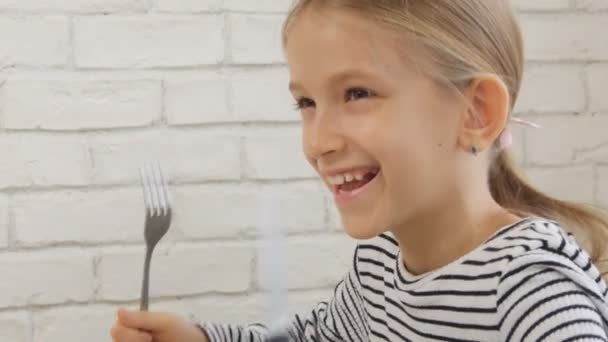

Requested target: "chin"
[{"left": 341, "top": 218, "right": 388, "bottom": 241}]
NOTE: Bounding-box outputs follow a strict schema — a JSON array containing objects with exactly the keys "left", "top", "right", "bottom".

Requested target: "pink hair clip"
[{"left": 497, "top": 117, "right": 540, "bottom": 150}]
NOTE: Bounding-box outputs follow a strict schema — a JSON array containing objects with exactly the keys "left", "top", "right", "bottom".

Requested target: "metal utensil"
[{"left": 139, "top": 162, "right": 172, "bottom": 311}]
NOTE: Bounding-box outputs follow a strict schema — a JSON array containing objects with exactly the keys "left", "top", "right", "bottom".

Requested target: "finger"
[
  {"left": 111, "top": 324, "right": 152, "bottom": 342},
  {"left": 117, "top": 308, "right": 172, "bottom": 333}
]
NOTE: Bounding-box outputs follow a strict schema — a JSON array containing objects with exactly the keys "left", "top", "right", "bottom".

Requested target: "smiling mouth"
[{"left": 327, "top": 167, "right": 380, "bottom": 194}]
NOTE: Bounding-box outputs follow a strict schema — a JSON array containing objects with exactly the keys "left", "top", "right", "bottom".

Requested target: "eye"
[
  {"left": 346, "top": 87, "right": 375, "bottom": 102},
  {"left": 294, "top": 97, "right": 316, "bottom": 110}
]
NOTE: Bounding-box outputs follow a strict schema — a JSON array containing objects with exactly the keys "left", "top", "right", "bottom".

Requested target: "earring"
[{"left": 471, "top": 145, "right": 478, "bottom": 156}]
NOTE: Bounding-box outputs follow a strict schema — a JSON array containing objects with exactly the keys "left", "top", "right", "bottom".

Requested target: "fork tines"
[{"left": 139, "top": 162, "right": 171, "bottom": 217}]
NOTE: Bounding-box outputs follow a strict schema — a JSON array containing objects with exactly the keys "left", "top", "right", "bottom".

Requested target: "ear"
[{"left": 457, "top": 75, "right": 510, "bottom": 154}]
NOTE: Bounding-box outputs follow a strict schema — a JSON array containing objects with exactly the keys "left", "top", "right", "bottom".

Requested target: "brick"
[
  {"left": 174, "top": 182, "right": 325, "bottom": 239},
  {"left": 0, "top": 250, "right": 94, "bottom": 308},
  {"left": 223, "top": 0, "right": 293, "bottom": 12},
  {"left": 0, "top": 135, "right": 90, "bottom": 189},
  {"left": 32, "top": 301, "right": 202, "bottom": 342},
  {"left": 152, "top": 0, "right": 222, "bottom": 12},
  {"left": 230, "top": 14, "right": 285, "bottom": 64},
  {"left": 0, "top": 195, "right": 7, "bottom": 248},
  {"left": 243, "top": 131, "right": 317, "bottom": 179},
  {"left": 256, "top": 235, "right": 355, "bottom": 290},
  {"left": 12, "top": 189, "right": 148, "bottom": 246},
  {"left": 0, "top": 0, "right": 146, "bottom": 13},
  {"left": 0, "top": 312, "right": 30, "bottom": 342},
  {"left": 74, "top": 16, "right": 224, "bottom": 68},
  {"left": 0, "top": 17, "right": 68, "bottom": 68},
  {"left": 33, "top": 306, "right": 115, "bottom": 342},
  {"left": 89, "top": 131, "right": 240, "bottom": 184},
  {"left": 165, "top": 74, "right": 232, "bottom": 125},
  {"left": 514, "top": 64, "right": 585, "bottom": 114},
  {"left": 525, "top": 166, "right": 595, "bottom": 203},
  {"left": 575, "top": 0, "right": 608, "bottom": 11},
  {"left": 587, "top": 64, "right": 608, "bottom": 112},
  {"left": 519, "top": 14, "right": 608, "bottom": 60},
  {"left": 192, "top": 294, "right": 265, "bottom": 324},
  {"left": 230, "top": 68, "right": 296, "bottom": 121},
  {"left": 3, "top": 79, "right": 161, "bottom": 130},
  {"left": 33, "top": 301, "right": 199, "bottom": 342},
  {"left": 600, "top": 167, "right": 608, "bottom": 208},
  {"left": 526, "top": 115, "right": 608, "bottom": 165},
  {"left": 512, "top": 0, "right": 570, "bottom": 11},
  {"left": 287, "top": 289, "right": 334, "bottom": 316},
  {"left": 99, "top": 244, "right": 253, "bottom": 300}
]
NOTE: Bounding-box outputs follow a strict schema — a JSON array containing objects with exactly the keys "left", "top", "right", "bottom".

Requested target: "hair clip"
[{"left": 498, "top": 117, "right": 540, "bottom": 150}]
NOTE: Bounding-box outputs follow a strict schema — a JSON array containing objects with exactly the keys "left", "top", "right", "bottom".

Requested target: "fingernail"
[{"left": 117, "top": 308, "right": 131, "bottom": 321}]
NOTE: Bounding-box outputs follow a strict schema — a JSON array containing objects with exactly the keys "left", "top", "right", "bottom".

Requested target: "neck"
[{"left": 391, "top": 189, "right": 521, "bottom": 276}]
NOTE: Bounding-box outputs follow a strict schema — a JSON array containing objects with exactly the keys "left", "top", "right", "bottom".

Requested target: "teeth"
[
  {"left": 327, "top": 170, "right": 375, "bottom": 186},
  {"left": 328, "top": 174, "right": 345, "bottom": 185}
]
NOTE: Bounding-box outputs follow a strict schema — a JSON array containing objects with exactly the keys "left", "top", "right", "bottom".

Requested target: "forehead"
[{"left": 285, "top": 7, "right": 417, "bottom": 86}]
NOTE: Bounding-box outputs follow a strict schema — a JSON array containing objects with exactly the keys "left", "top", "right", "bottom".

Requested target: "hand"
[{"left": 111, "top": 308, "right": 208, "bottom": 342}]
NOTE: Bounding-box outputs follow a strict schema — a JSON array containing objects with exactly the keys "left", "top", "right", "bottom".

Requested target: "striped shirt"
[{"left": 201, "top": 218, "right": 608, "bottom": 341}]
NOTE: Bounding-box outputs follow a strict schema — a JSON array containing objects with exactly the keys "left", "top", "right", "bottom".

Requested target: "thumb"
[{"left": 117, "top": 308, "right": 173, "bottom": 333}]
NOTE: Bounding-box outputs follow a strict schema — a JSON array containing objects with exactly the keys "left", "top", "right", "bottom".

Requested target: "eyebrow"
[{"left": 288, "top": 68, "right": 380, "bottom": 93}]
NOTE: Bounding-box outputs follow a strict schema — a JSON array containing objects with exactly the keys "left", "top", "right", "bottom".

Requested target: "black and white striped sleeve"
[
  {"left": 496, "top": 253, "right": 608, "bottom": 341},
  {"left": 200, "top": 249, "right": 369, "bottom": 342},
  {"left": 286, "top": 268, "right": 369, "bottom": 342}
]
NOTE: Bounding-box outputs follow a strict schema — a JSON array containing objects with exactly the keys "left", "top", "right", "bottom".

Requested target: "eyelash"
[
  {"left": 294, "top": 97, "right": 315, "bottom": 110},
  {"left": 293, "top": 87, "right": 376, "bottom": 110}
]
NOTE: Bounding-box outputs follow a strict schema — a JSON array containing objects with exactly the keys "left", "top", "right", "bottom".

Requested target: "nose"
[{"left": 303, "top": 107, "right": 346, "bottom": 162}]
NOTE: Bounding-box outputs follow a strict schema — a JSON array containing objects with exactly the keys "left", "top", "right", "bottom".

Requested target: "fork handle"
[{"left": 140, "top": 247, "right": 153, "bottom": 311}]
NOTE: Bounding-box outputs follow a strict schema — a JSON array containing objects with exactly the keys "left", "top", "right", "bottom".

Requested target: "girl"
[{"left": 111, "top": 1, "right": 608, "bottom": 341}]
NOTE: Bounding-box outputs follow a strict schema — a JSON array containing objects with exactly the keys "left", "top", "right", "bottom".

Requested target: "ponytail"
[{"left": 490, "top": 151, "right": 608, "bottom": 273}]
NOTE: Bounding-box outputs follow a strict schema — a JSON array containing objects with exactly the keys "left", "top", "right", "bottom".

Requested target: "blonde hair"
[{"left": 282, "top": 0, "right": 608, "bottom": 272}]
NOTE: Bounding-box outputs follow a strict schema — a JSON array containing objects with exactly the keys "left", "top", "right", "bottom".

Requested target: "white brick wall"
[
  {"left": 588, "top": 64, "right": 608, "bottom": 112},
  {"left": 0, "top": 195, "right": 8, "bottom": 248},
  {"left": 0, "top": 135, "right": 90, "bottom": 188},
  {"left": 0, "top": 250, "right": 95, "bottom": 307},
  {"left": 74, "top": 16, "right": 225, "bottom": 68},
  {"left": 0, "top": 0, "right": 147, "bottom": 13},
  {"left": 0, "top": 312, "right": 30, "bottom": 342},
  {"left": 0, "top": 2, "right": 606, "bottom": 342},
  {"left": 3, "top": 79, "right": 161, "bottom": 129},
  {"left": 0, "top": 17, "right": 69, "bottom": 68}
]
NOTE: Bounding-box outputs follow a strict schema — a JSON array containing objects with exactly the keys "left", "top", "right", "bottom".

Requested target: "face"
[{"left": 286, "top": 8, "right": 466, "bottom": 239}]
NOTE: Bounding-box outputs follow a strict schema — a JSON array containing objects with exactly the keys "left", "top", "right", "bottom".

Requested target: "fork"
[{"left": 139, "top": 162, "right": 172, "bottom": 311}]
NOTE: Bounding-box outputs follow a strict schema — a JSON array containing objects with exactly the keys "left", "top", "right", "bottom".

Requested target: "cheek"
[
  {"left": 375, "top": 105, "right": 435, "bottom": 168},
  {"left": 300, "top": 119, "right": 316, "bottom": 167},
  {"left": 376, "top": 108, "right": 450, "bottom": 200},
  {"left": 382, "top": 134, "right": 429, "bottom": 184}
]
